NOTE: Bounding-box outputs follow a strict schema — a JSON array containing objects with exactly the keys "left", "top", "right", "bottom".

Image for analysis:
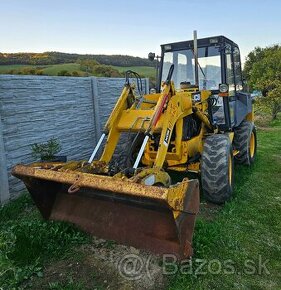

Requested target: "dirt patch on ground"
[
  {"left": 30, "top": 238, "right": 166, "bottom": 289},
  {"left": 254, "top": 114, "right": 272, "bottom": 127},
  {"left": 198, "top": 202, "right": 221, "bottom": 221},
  {"left": 257, "top": 126, "right": 280, "bottom": 131},
  {"left": 28, "top": 202, "right": 221, "bottom": 289}
]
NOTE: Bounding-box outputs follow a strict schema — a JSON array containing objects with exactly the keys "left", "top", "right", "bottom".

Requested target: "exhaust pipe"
[{"left": 193, "top": 30, "right": 199, "bottom": 87}]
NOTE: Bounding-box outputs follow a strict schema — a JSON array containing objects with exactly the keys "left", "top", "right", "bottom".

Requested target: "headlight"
[
  {"left": 219, "top": 83, "right": 229, "bottom": 93},
  {"left": 164, "top": 44, "right": 172, "bottom": 51}
]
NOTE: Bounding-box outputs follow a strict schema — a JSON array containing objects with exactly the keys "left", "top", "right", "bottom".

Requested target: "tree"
[
  {"left": 255, "top": 80, "right": 281, "bottom": 120},
  {"left": 92, "top": 64, "right": 122, "bottom": 77},
  {"left": 244, "top": 45, "right": 281, "bottom": 120},
  {"left": 243, "top": 45, "right": 280, "bottom": 84},
  {"left": 78, "top": 59, "right": 99, "bottom": 73}
]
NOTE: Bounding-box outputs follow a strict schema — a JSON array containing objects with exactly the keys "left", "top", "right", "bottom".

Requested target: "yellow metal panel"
[
  {"left": 104, "top": 85, "right": 131, "bottom": 132},
  {"left": 154, "top": 94, "right": 190, "bottom": 168},
  {"left": 140, "top": 93, "right": 161, "bottom": 109},
  {"left": 117, "top": 110, "right": 163, "bottom": 132},
  {"left": 100, "top": 126, "right": 121, "bottom": 163}
]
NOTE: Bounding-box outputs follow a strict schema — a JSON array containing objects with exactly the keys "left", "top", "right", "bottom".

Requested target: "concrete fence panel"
[{"left": 0, "top": 75, "right": 149, "bottom": 203}]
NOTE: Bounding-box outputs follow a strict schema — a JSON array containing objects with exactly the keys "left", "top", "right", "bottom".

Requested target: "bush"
[
  {"left": 57, "top": 70, "right": 71, "bottom": 76},
  {"left": 92, "top": 64, "right": 122, "bottom": 77},
  {"left": 79, "top": 59, "right": 99, "bottom": 73},
  {"left": 71, "top": 71, "right": 79, "bottom": 77},
  {"left": 255, "top": 80, "right": 281, "bottom": 120},
  {"left": 31, "top": 138, "right": 62, "bottom": 161},
  {"left": 36, "top": 69, "right": 43, "bottom": 75}
]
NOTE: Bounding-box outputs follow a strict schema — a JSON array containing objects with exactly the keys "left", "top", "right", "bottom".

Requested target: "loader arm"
[
  {"left": 154, "top": 92, "right": 192, "bottom": 168},
  {"left": 103, "top": 85, "right": 132, "bottom": 133},
  {"left": 98, "top": 81, "right": 174, "bottom": 166}
]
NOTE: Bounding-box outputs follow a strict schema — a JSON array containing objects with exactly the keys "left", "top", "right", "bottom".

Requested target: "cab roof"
[{"left": 161, "top": 36, "right": 238, "bottom": 52}]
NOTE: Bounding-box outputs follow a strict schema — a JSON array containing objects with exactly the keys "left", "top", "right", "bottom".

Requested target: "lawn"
[
  {"left": 0, "top": 64, "right": 37, "bottom": 73},
  {"left": 169, "top": 118, "right": 281, "bottom": 289},
  {"left": 0, "top": 117, "right": 280, "bottom": 289},
  {"left": 39, "top": 63, "right": 82, "bottom": 75},
  {"left": 112, "top": 66, "right": 156, "bottom": 78},
  {"left": 0, "top": 63, "right": 155, "bottom": 78},
  {"left": 0, "top": 63, "right": 84, "bottom": 76}
]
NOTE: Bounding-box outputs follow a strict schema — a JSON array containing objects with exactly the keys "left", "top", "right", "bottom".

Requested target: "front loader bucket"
[{"left": 12, "top": 164, "right": 199, "bottom": 259}]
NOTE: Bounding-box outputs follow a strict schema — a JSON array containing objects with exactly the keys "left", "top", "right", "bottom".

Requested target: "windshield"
[{"left": 161, "top": 46, "right": 221, "bottom": 90}]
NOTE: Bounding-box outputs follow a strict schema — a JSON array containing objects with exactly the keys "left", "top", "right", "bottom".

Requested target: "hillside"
[
  {"left": 0, "top": 52, "right": 155, "bottom": 67},
  {"left": 0, "top": 63, "right": 155, "bottom": 79},
  {"left": 0, "top": 52, "right": 156, "bottom": 80}
]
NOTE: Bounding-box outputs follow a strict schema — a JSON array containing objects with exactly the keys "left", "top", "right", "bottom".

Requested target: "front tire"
[{"left": 201, "top": 135, "right": 234, "bottom": 204}]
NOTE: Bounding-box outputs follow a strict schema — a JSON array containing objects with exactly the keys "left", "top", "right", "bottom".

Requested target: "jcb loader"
[{"left": 13, "top": 33, "right": 256, "bottom": 259}]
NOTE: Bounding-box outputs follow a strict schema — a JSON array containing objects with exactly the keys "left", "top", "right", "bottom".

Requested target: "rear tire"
[
  {"left": 233, "top": 120, "right": 257, "bottom": 165},
  {"left": 201, "top": 135, "right": 234, "bottom": 204}
]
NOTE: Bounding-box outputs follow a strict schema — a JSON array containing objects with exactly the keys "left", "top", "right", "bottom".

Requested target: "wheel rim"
[
  {"left": 249, "top": 132, "right": 256, "bottom": 158},
  {"left": 228, "top": 154, "right": 232, "bottom": 185}
]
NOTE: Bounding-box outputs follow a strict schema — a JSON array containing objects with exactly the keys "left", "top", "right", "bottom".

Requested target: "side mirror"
[
  {"left": 242, "top": 78, "right": 250, "bottom": 93},
  {"left": 148, "top": 52, "right": 155, "bottom": 61}
]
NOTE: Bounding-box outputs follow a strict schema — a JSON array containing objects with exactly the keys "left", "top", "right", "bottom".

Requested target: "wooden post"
[{"left": 0, "top": 111, "right": 9, "bottom": 204}]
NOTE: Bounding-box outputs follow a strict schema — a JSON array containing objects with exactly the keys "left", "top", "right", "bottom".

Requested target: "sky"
[{"left": 0, "top": 0, "right": 280, "bottom": 63}]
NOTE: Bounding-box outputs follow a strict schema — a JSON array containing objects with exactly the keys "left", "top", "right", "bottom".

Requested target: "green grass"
[
  {"left": 0, "top": 64, "right": 34, "bottom": 73},
  {"left": 270, "top": 117, "right": 281, "bottom": 128},
  {"left": 40, "top": 63, "right": 82, "bottom": 75},
  {"left": 0, "top": 63, "right": 155, "bottom": 78},
  {"left": 0, "top": 117, "right": 280, "bottom": 289},
  {"left": 47, "top": 279, "right": 85, "bottom": 290},
  {"left": 0, "top": 194, "right": 90, "bottom": 289},
  {"left": 168, "top": 119, "right": 281, "bottom": 289},
  {"left": 112, "top": 65, "right": 156, "bottom": 78},
  {"left": 0, "top": 63, "right": 84, "bottom": 76}
]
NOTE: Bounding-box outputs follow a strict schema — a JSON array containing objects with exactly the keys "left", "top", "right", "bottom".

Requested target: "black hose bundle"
[{"left": 125, "top": 70, "right": 143, "bottom": 97}]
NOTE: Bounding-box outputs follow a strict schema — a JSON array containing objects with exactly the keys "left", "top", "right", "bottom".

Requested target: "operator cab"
[{"left": 156, "top": 36, "right": 251, "bottom": 131}]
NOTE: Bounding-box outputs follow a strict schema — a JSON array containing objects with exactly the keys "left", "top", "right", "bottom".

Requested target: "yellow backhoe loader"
[{"left": 12, "top": 32, "right": 257, "bottom": 259}]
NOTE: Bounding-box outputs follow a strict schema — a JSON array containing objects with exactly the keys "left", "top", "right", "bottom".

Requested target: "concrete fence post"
[
  {"left": 145, "top": 78, "right": 150, "bottom": 94},
  {"left": 91, "top": 77, "right": 101, "bottom": 141},
  {"left": 0, "top": 111, "right": 9, "bottom": 204}
]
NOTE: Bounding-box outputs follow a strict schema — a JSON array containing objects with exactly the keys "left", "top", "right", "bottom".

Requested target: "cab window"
[
  {"left": 233, "top": 46, "right": 243, "bottom": 91},
  {"left": 162, "top": 46, "right": 221, "bottom": 90},
  {"left": 225, "top": 44, "right": 235, "bottom": 96}
]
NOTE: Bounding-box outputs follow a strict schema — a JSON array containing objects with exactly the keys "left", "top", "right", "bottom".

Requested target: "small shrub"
[
  {"left": 57, "top": 70, "right": 71, "bottom": 76},
  {"left": 71, "top": 71, "right": 79, "bottom": 77},
  {"left": 36, "top": 69, "right": 44, "bottom": 75},
  {"left": 31, "top": 138, "right": 62, "bottom": 161},
  {"left": 92, "top": 64, "right": 122, "bottom": 77},
  {"left": 21, "top": 68, "right": 36, "bottom": 75}
]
